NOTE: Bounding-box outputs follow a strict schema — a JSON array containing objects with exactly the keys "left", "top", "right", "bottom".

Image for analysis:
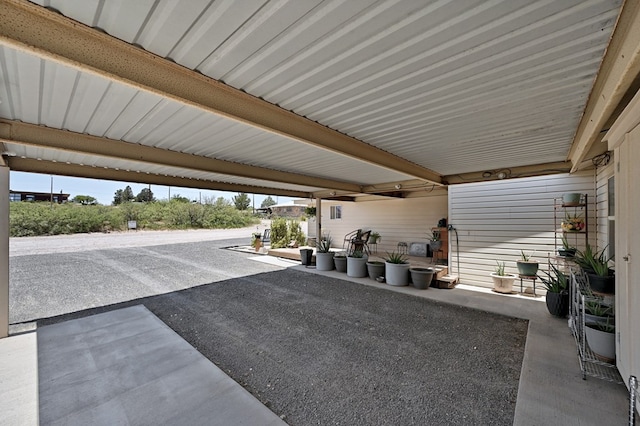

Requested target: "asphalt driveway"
[{"left": 9, "top": 231, "right": 527, "bottom": 425}]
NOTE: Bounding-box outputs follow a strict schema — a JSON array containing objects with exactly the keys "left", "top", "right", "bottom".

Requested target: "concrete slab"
[
  {"left": 37, "top": 305, "right": 286, "bottom": 426},
  {"left": 0, "top": 331, "right": 39, "bottom": 425}
]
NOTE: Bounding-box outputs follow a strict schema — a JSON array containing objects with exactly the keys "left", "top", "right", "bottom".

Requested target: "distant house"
[
  {"left": 257, "top": 200, "right": 311, "bottom": 218},
  {"left": 9, "top": 190, "right": 69, "bottom": 203}
]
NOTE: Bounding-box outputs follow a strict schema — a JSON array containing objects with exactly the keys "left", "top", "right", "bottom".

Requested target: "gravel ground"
[{"left": 10, "top": 232, "right": 527, "bottom": 425}]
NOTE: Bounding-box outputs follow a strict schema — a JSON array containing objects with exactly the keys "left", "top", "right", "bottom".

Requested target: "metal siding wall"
[
  {"left": 320, "top": 193, "right": 448, "bottom": 255},
  {"left": 448, "top": 172, "right": 596, "bottom": 289}
]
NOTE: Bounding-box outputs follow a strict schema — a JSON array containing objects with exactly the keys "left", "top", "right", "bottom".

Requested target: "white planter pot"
[
  {"left": 585, "top": 325, "right": 616, "bottom": 362},
  {"left": 490, "top": 273, "right": 516, "bottom": 294},
  {"left": 385, "top": 262, "right": 410, "bottom": 286},
  {"left": 347, "top": 256, "right": 368, "bottom": 277},
  {"left": 315, "top": 252, "right": 335, "bottom": 271}
]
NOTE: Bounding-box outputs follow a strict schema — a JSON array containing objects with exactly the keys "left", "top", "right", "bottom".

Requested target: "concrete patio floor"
[{"left": 1, "top": 236, "right": 634, "bottom": 425}]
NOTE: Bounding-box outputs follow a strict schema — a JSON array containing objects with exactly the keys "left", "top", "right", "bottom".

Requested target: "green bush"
[
  {"left": 9, "top": 200, "right": 260, "bottom": 237},
  {"left": 269, "top": 218, "right": 307, "bottom": 248}
]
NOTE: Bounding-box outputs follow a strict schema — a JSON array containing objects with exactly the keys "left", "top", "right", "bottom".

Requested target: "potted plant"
[
  {"left": 584, "top": 299, "right": 615, "bottom": 326},
  {"left": 575, "top": 244, "right": 614, "bottom": 293},
  {"left": 410, "top": 267, "right": 435, "bottom": 289},
  {"left": 347, "top": 249, "right": 368, "bottom": 278},
  {"left": 251, "top": 232, "right": 262, "bottom": 252},
  {"left": 516, "top": 250, "right": 539, "bottom": 276},
  {"left": 334, "top": 252, "right": 347, "bottom": 272},
  {"left": 428, "top": 230, "right": 442, "bottom": 252},
  {"left": 585, "top": 319, "right": 615, "bottom": 362},
  {"left": 384, "top": 251, "right": 410, "bottom": 286},
  {"left": 561, "top": 212, "right": 585, "bottom": 232},
  {"left": 366, "top": 260, "right": 385, "bottom": 280},
  {"left": 369, "top": 231, "right": 381, "bottom": 244},
  {"left": 557, "top": 235, "right": 577, "bottom": 258},
  {"left": 490, "top": 261, "right": 516, "bottom": 294},
  {"left": 562, "top": 193, "right": 583, "bottom": 207},
  {"left": 315, "top": 234, "right": 335, "bottom": 271},
  {"left": 538, "top": 263, "right": 569, "bottom": 317}
]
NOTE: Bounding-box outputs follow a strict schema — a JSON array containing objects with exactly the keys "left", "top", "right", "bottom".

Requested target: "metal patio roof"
[{"left": 1, "top": 0, "right": 639, "bottom": 199}]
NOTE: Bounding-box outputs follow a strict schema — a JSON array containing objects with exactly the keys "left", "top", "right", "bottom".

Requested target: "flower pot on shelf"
[
  {"left": 516, "top": 261, "right": 539, "bottom": 276},
  {"left": 587, "top": 272, "right": 615, "bottom": 294},
  {"left": 562, "top": 193, "right": 583, "bottom": 206},
  {"left": 561, "top": 218, "right": 585, "bottom": 232},
  {"left": 410, "top": 268, "right": 434, "bottom": 289},
  {"left": 585, "top": 323, "right": 615, "bottom": 362},
  {"left": 557, "top": 248, "right": 576, "bottom": 258},
  {"left": 366, "top": 261, "right": 385, "bottom": 280}
]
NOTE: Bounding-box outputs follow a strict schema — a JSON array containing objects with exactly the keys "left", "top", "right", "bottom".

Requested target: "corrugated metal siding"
[
  {"left": 448, "top": 172, "right": 596, "bottom": 289},
  {"left": 319, "top": 191, "right": 448, "bottom": 255},
  {"left": 29, "top": 0, "right": 622, "bottom": 176}
]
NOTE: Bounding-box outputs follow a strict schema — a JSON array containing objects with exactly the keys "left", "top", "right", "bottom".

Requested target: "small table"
[
  {"left": 397, "top": 242, "right": 408, "bottom": 254},
  {"left": 518, "top": 274, "right": 538, "bottom": 296}
]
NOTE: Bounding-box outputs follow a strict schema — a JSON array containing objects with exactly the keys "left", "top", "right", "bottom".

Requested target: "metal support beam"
[
  {"left": 6, "top": 158, "right": 311, "bottom": 198},
  {"left": 0, "top": 0, "right": 442, "bottom": 185},
  {"left": 442, "top": 161, "right": 573, "bottom": 185},
  {"left": 0, "top": 120, "right": 360, "bottom": 193},
  {"left": 0, "top": 165, "right": 8, "bottom": 338},
  {"left": 569, "top": 0, "right": 640, "bottom": 171}
]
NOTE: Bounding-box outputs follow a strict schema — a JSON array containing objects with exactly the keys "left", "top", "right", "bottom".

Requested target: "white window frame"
[{"left": 330, "top": 205, "right": 342, "bottom": 220}]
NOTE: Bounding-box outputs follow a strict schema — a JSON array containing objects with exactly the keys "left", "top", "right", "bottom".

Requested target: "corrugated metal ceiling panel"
[
  {"left": 18, "top": 0, "right": 625, "bottom": 177},
  {"left": 0, "top": 46, "right": 415, "bottom": 185},
  {"left": 3, "top": 142, "right": 322, "bottom": 193}
]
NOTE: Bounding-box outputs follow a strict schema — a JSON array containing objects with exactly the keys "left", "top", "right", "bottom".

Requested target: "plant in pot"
[
  {"left": 369, "top": 231, "right": 381, "bottom": 245},
  {"left": 490, "top": 261, "right": 516, "bottom": 294},
  {"left": 561, "top": 212, "right": 585, "bottom": 232},
  {"left": 516, "top": 250, "right": 539, "bottom": 276},
  {"left": 366, "top": 259, "right": 385, "bottom": 280},
  {"left": 575, "top": 244, "right": 614, "bottom": 294},
  {"left": 562, "top": 192, "right": 583, "bottom": 207},
  {"left": 383, "top": 251, "right": 410, "bottom": 286},
  {"left": 584, "top": 299, "right": 615, "bottom": 326},
  {"left": 428, "top": 230, "right": 442, "bottom": 252},
  {"left": 334, "top": 251, "right": 347, "bottom": 273},
  {"left": 315, "top": 234, "right": 335, "bottom": 271},
  {"left": 585, "top": 319, "right": 616, "bottom": 362},
  {"left": 347, "top": 248, "right": 368, "bottom": 278},
  {"left": 538, "top": 263, "right": 569, "bottom": 317},
  {"left": 557, "top": 235, "right": 577, "bottom": 258},
  {"left": 410, "top": 267, "right": 435, "bottom": 290}
]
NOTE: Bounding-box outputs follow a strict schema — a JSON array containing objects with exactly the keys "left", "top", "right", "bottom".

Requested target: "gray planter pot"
[
  {"left": 516, "top": 261, "right": 539, "bottom": 277},
  {"left": 585, "top": 324, "right": 616, "bottom": 362},
  {"left": 385, "top": 262, "right": 410, "bottom": 286},
  {"left": 334, "top": 256, "right": 347, "bottom": 272},
  {"left": 410, "top": 268, "right": 434, "bottom": 289},
  {"left": 366, "top": 261, "right": 385, "bottom": 280},
  {"left": 562, "top": 192, "right": 582, "bottom": 206},
  {"left": 347, "top": 256, "right": 368, "bottom": 277},
  {"left": 315, "top": 252, "right": 335, "bottom": 271}
]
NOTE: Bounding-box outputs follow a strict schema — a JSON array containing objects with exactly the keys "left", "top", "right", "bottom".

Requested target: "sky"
[{"left": 9, "top": 171, "right": 296, "bottom": 207}]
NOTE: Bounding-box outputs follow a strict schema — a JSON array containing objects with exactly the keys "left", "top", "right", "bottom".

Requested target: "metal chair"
[
  {"left": 349, "top": 230, "right": 371, "bottom": 255},
  {"left": 342, "top": 229, "right": 361, "bottom": 250}
]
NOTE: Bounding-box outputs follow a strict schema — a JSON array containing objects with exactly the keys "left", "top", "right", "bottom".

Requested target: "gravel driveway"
[{"left": 10, "top": 230, "right": 527, "bottom": 425}]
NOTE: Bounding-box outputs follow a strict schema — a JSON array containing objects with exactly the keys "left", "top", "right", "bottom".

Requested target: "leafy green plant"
[
  {"left": 575, "top": 243, "right": 612, "bottom": 276},
  {"left": 316, "top": 234, "right": 333, "bottom": 253},
  {"left": 494, "top": 261, "right": 506, "bottom": 276},
  {"left": 588, "top": 318, "right": 615, "bottom": 333},
  {"left": 369, "top": 231, "right": 381, "bottom": 244},
  {"left": 349, "top": 249, "right": 365, "bottom": 258},
  {"left": 384, "top": 251, "right": 408, "bottom": 264},
  {"left": 585, "top": 300, "right": 613, "bottom": 317},
  {"left": 538, "top": 263, "right": 568, "bottom": 293},
  {"left": 561, "top": 235, "right": 575, "bottom": 251},
  {"left": 520, "top": 250, "right": 536, "bottom": 261}
]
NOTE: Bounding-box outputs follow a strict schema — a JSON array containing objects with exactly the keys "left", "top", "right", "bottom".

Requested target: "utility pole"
[{"left": 50, "top": 175, "right": 53, "bottom": 207}]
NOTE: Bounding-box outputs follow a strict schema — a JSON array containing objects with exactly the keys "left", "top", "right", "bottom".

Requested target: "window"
[
  {"left": 9, "top": 193, "right": 21, "bottom": 202},
  {"left": 330, "top": 205, "right": 342, "bottom": 220},
  {"left": 608, "top": 176, "right": 615, "bottom": 260}
]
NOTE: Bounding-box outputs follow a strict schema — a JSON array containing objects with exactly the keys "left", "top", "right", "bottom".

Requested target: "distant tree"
[
  {"left": 171, "top": 194, "right": 191, "bottom": 203},
  {"left": 232, "top": 192, "right": 251, "bottom": 210},
  {"left": 261, "top": 196, "right": 277, "bottom": 208},
  {"left": 71, "top": 195, "right": 97, "bottom": 205},
  {"left": 136, "top": 188, "right": 155, "bottom": 203},
  {"left": 113, "top": 185, "right": 135, "bottom": 205}
]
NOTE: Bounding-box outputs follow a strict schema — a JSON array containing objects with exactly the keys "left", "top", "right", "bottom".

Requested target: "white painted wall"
[
  {"left": 318, "top": 191, "right": 448, "bottom": 255},
  {"left": 595, "top": 160, "right": 615, "bottom": 259},
  {"left": 448, "top": 172, "right": 597, "bottom": 289}
]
